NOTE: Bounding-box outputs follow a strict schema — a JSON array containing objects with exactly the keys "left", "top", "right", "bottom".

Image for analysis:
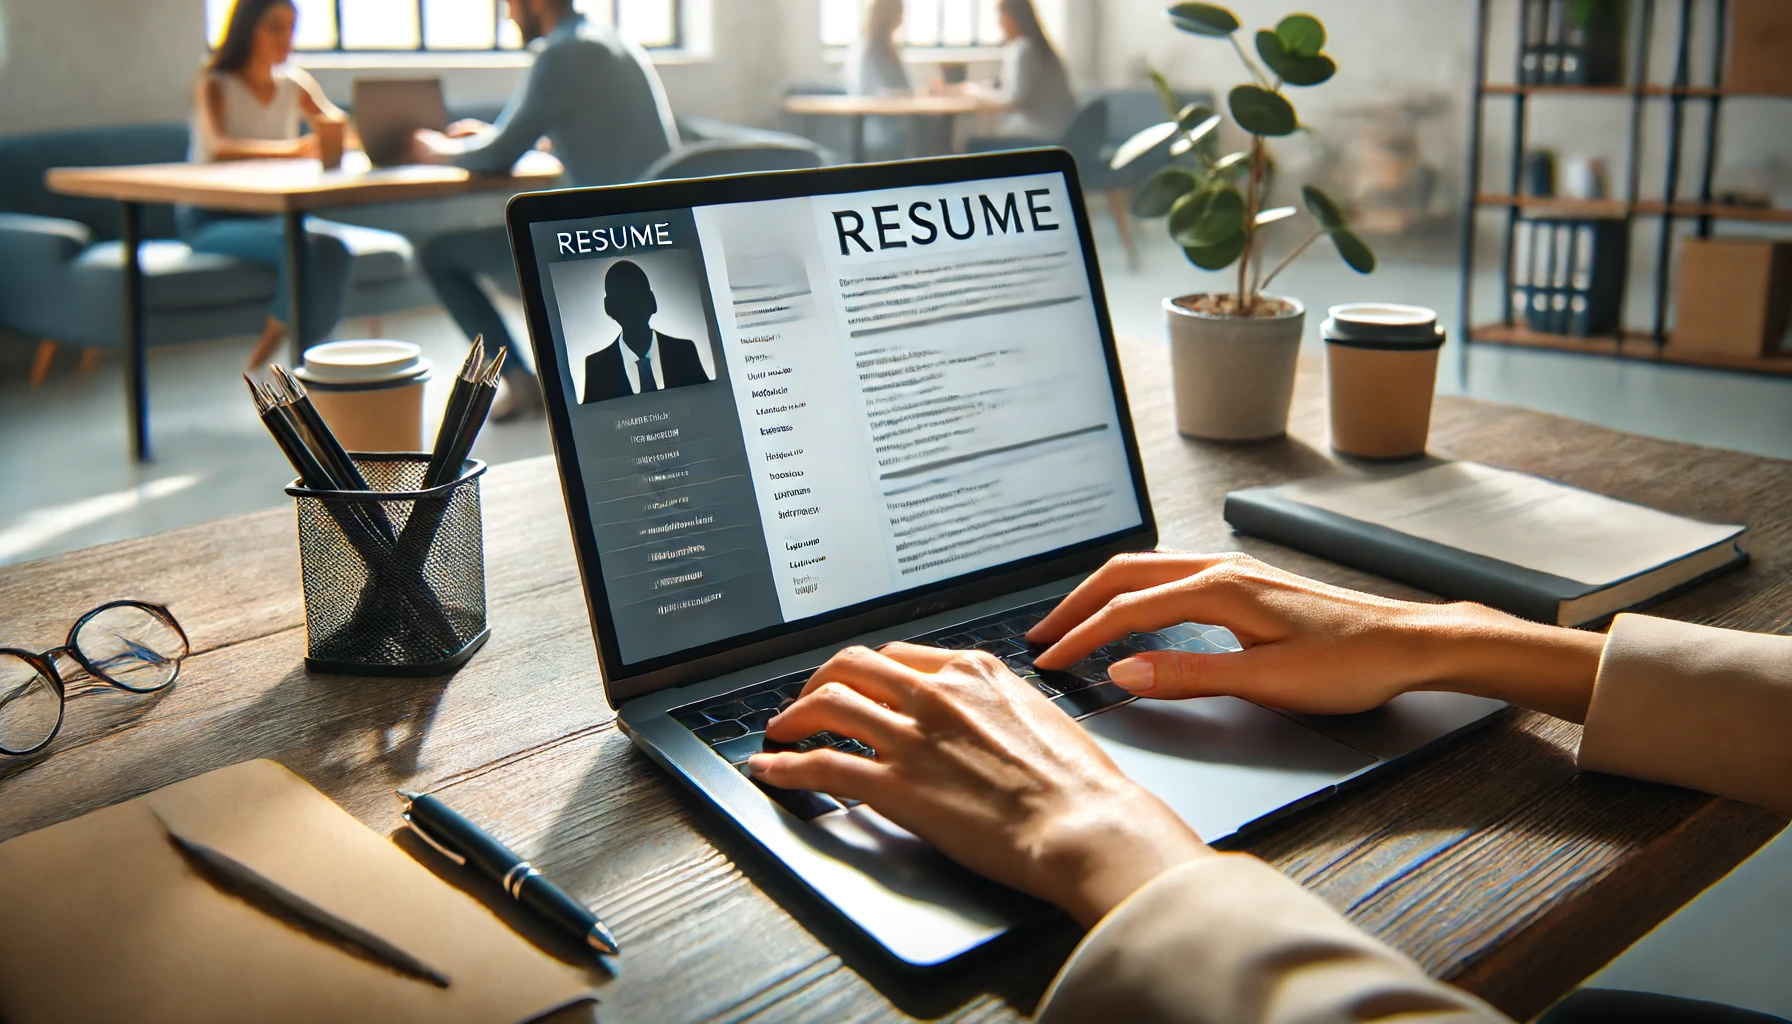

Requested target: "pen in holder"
[{"left": 287, "top": 453, "right": 490, "bottom": 676}]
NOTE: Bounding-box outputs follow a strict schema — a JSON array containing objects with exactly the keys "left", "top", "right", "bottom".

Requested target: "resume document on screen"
[{"left": 530, "top": 173, "right": 1141, "bottom": 665}]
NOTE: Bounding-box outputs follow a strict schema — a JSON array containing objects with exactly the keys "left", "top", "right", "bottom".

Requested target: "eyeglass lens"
[
  {"left": 0, "top": 654, "right": 60, "bottom": 755},
  {"left": 73, "top": 605, "right": 188, "bottom": 692}
]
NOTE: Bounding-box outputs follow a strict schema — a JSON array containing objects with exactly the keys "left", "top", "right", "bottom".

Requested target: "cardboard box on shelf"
[
  {"left": 1672, "top": 238, "right": 1792, "bottom": 359},
  {"left": 1727, "top": 0, "right": 1792, "bottom": 94}
]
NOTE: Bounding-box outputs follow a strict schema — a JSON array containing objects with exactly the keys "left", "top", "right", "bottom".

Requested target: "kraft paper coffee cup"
[
  {"left": 315, "top": 119, "right": 346, "bottom": 170},
  {"left": 293, "top": 340, "right": 432, "bottom": 453},
  {"left": 1322, "top": 303, "right": 1444, "bottom": 460}
]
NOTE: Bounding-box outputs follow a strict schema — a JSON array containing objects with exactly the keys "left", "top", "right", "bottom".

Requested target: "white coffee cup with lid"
[{"left": 293, "top": 340, "right": 433, "bottom": 453}]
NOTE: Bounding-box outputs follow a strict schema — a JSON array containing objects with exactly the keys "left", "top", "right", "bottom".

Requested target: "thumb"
[{"left": 1106, "top": 649, "right": 1268, "bottom": 701}]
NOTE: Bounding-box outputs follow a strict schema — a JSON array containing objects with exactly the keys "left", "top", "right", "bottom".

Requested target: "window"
[
  {"left": 204, "top": 0, "right": 680, "bottom": 53},
  {"left": 819, "top": 0, "right": 1064, "bottom": 49}
]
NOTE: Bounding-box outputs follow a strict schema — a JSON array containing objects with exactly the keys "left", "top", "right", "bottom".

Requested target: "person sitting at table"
[
  {"left": 845, "top": 0, "right": 911, "bottom": 161},
  {"left": 184, "top": 0, "right": 364, "bottom": 373},
  {"left": 950, "top": 0, "right": 1077, "bottom": 148},
  {"left": 407, "top": 0, "right": 679, "bottom": 422},
  {"left": 748, "top": 550, "right": 1792, "bottom": 1024}
]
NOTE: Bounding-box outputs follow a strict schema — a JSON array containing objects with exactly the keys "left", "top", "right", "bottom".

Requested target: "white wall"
[{"left": 0, "top": 0, "right": 208, "bottom": 134}]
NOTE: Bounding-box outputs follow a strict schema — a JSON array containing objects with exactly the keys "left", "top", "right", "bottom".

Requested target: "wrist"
[
  {"left": 1412, "top": 602, "right": 1606, "bottom": 722},
  {"left": 1029, "top": 782, "right": 1213, "bottom": 928}
]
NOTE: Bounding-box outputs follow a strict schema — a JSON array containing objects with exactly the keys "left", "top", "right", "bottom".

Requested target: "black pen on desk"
[
  {"left": 275, "top": 365, "right": 370, "bottom": 492},
  {"left": 423, "top": 338, "right": 485, "bottom": 488},
  {"left": 396, "top": 788, "right": 619, "bottom": 957},
  {"left": 433, "top": 347, "right": 503, "bottom": 483}
]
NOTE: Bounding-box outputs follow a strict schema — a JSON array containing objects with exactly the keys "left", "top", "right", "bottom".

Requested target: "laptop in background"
[
  {"left": 503, "top": 150, "right": 1507, "bottom": 967},
  {"left": 353, "top": 78, "right": 447, "bottom": 167}
]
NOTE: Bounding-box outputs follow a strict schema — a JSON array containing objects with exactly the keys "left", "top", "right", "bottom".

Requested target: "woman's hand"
[
  {"left": 747, "top": 643, "right": 1211, "bottom": 927},
  {"left": 1028, "top": 552, "right": 1606, "bottom": 723}
]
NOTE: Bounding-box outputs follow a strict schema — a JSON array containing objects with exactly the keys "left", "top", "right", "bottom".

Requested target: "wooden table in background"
[
  {"left": 44, "top": 151, "right": 562, "bottom": 463},
  {"left": 1, "top": 339, "right": 1787, "bottom": 1022},
  {"left": 782, "top": 93, "right": 1009, "bottom": 162}
]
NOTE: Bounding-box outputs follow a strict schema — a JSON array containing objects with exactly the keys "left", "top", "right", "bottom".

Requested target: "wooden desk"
[
  {"left": 2, "top": 341, "right": 1786, "bottom": 1021},
  {"left": 782, "top": 93, "right": 1008, "bottom": 162},
  {"left": 44, "top": 151, "right": 562, "bottom": 462}
]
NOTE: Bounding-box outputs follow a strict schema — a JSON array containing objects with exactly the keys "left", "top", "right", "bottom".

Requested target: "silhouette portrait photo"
[{"left": 581, "top": 260, "right": 713, "bottom": 404}]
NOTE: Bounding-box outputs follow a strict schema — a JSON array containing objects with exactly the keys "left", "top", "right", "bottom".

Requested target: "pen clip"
[{"left": 401, "top": 812, "right": 468, "bottom": 867}]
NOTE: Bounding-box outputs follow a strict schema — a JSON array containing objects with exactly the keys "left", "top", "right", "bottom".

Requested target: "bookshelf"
[{"left": 1457, "top": 0, "right": 1792, "bottom": 379}]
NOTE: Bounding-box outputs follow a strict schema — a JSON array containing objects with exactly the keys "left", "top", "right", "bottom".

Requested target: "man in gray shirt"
[{"left": 411, "top": 0, "right": 679, "bottom": 418}]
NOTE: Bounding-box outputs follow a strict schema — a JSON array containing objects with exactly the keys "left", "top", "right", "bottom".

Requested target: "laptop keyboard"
[{"left": 670, "top": 596, "right": 1241, "bottom": 820}]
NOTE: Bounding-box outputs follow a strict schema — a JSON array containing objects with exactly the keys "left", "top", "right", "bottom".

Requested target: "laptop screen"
[{"left": 522, "top": 167, "right": 1144, "bottom": 667}]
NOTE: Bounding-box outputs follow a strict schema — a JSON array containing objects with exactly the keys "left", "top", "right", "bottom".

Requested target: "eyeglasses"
[{"left": 0, "top": 600, "right": 190, "bottom": 756}]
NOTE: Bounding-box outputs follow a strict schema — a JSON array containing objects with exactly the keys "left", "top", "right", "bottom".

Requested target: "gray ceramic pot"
[{"left": 1164, "top": 294, "right": 1305, "bottom": 441}]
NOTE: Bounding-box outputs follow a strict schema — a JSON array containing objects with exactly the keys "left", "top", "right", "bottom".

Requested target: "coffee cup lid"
[
  {"left": 294, "top": 340, "right": 431, "bottom": 385},
  {"left": 1323, "top": 303, "right": 1443, "bottom": 348}
]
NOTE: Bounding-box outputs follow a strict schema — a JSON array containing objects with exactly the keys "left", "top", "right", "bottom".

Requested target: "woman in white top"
[
  {"left": 182, "top": 0, "right": 358, "bottom": 371},
  {"left": 845, "top": 0, "right": 911, "bottom": 159},
  {"left": 961, "top": 0, "right": 1078, "bottom": 146}
]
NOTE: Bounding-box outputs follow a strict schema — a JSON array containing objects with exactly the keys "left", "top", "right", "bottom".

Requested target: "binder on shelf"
[
  {"left": 1564, "top": 0, "right": 1626, "bottom": 85},
  {"left": 1542, "top": 0, "right": 1567, "bottom": 84},
  {"left": 1511, "top": 219, "right": 1535, "bottom": 322},
  {"left": 1526, "top": 216, "right": 1553, "bottom": 333},
  {"left": 1550, "top": 220, "right": 1574, "bottom": 333},
  {"left": 1521, "top": 0, "right": 1548, "bottom": 84}
]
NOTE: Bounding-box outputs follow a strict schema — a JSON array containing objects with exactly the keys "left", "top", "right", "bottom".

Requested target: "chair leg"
[
  {"left": 29, "top": 340, "right": 57, "bottom": 388},
  {"left": 1106, "top": 189, "right": 1140, "bottom": 271},
  {"left": 77, "top": 348, "right": 102, "bottom": 375}
]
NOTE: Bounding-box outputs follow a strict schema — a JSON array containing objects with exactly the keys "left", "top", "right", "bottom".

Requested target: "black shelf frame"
[{"left": 1455, "top": 0, "right": 1772, "bottom": 383}]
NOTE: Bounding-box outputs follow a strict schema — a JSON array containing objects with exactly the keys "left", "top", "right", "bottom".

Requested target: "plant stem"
[
  {"left": 1229, "top": 34, "right": 1272, "bottom": 88},
  {"left": 1239, "top": 136, "right": 1263, "bottom": 312},
  {"left": 1258, "top": 227, "right": 1324, "bottom": 294}
]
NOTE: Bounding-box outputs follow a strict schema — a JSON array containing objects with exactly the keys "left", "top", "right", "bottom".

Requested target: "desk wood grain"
[
  {"left": 2, "top": 340, "right": 1786, "bottom": 1022},
  {"left": 45, "top": 151, "right": 563, "bottom": 215}
]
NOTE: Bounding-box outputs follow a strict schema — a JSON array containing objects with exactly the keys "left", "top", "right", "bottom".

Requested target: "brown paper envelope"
[{"left": 0, "top": 759, "right": 596, "bottom": 1024}]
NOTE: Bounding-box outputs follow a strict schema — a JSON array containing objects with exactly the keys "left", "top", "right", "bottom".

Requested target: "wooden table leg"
[
  {"left": 121, "top": 200, "right": 150, "bottom": 462},
  {"left": 283, "top": 208, "right": 308, "bottom": 366}
]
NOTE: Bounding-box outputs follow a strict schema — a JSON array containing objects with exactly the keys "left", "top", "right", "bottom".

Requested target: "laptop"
[
  {"left": 353, "top": 77, "right": 448, "bottom": 167},
  {"left": 504, "top": 150, "right": 1506, "bottom": 967}
]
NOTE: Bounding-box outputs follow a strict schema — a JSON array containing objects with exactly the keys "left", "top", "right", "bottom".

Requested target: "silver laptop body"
[
  {"left": 353, "top": 77, "right": 448, "bottom": 167},
  {"left": 505, "top": 151, "right": 1505, "bottom": 967}
]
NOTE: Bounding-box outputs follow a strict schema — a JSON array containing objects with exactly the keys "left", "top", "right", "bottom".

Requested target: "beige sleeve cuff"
[
  {"left": 1579, "top": 614, "right": 1792, "bottom": 816},
  {"left": 1037, "top": 853, "right": 1506, "bottom": 1024}
]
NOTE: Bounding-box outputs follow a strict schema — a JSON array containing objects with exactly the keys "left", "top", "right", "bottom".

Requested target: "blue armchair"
[{"left": 0, "top": 124, "right": 417, "bottom": 455}]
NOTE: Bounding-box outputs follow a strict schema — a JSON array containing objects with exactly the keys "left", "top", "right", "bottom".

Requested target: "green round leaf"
[
  {"left": 1169, "top": 187, "right": 1245, "bottom": 249},
  {"left": 1166, "top": 2, "right": 1240, "bottom": 36},
  {"left": 1275, "top": 14, "right": 1326, "bottom": 56},
  {"left": 1228, "top": 84, "right": 1297, "bottom": 137},
  {"left": 1149, "top": 69, "right": 1181, "bottom": 118},
  {"left": 1253, "top": 205, "right": 1298, "bottom": 226},
  {"left": 1182, "top": 230, "right": 1248, "bottom": 271},
  {"left": 1132, "top": 166, "right": 1200, "bottom": 218},
  {"left": 1110, "top": 120, "right": 1179, "bottom": 170},
  {"left": 1176, "top": 102, "right": 1215, "bottom": 130},
  {"left": 1330, "top": 228, "right": 1377, "bottom": 273},
  {"left": 1210, "top": 150, "right": 1250, "bottom": 180},
  {"left": 1278, "top": 53, "right": 1336, "bottom": 86},
  {"left": 1301, "top": 184, "right": 1345, "bottom": 229},
  {"left": 1255, "top": 29, "right": 1288, "bottom": 69}
]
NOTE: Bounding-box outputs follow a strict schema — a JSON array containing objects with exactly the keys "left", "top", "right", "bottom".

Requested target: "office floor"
[{"left": 1, "top": 222, "right": 1788, "bottom": 1016}]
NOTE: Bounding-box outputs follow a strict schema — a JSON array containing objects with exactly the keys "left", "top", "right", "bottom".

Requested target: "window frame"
[{"left": 208, "top": 0, "right": 684, "bottom": 55}]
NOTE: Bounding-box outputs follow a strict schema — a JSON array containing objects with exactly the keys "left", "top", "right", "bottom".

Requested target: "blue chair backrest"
[
  {"left": 644, "top": 141, "right": 829, "bottom": 181},
  {"left": 0, "top": 124, "right": 191, "bottom": 239},
  {"left": 1058, "top": 99, "right": 1111, "bottom": 168}
]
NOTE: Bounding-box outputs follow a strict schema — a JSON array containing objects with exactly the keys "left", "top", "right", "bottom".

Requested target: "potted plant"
[{"left": 1111, "top": 3, "right": 1376, "bottom": 441}]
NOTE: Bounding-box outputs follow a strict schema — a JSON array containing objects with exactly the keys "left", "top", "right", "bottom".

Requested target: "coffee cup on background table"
[
  {"left": 293, "top": 340, "right": 432, "bottom": 454},
  {"left": 1322, "top": 303, "right": 1445, "bottom": 460},
  {"left": 315, "top": 118, "right": 346, "bottom": 170}
]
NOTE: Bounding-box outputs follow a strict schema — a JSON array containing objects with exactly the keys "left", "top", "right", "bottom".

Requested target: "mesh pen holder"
[{"left": 287, "top": 453, "right": 491, "bottom": 676}]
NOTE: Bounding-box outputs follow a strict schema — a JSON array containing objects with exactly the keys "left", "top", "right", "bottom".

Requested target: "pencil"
[{"left": 152, "top": 811, "right": 450, "bottom": 988}]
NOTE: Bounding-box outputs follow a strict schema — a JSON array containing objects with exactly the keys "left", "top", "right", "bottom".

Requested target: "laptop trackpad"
[{"left": 1083, "top": 697, "right": 1376, "bottom": 842}]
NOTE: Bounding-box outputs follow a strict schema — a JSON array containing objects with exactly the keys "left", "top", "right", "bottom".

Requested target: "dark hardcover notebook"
[{"left": 1224, "top": 462, "right": 1747, "bottom": 626}]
